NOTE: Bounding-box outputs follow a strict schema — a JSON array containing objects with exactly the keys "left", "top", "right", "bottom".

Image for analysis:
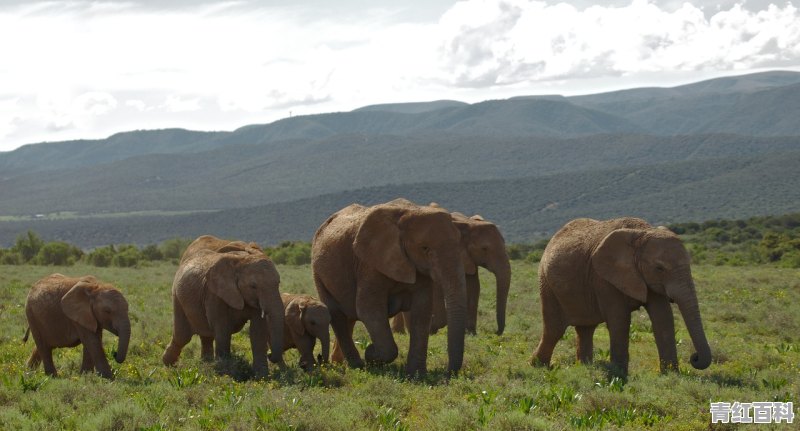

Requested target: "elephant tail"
[{"left": 23, "top": 327, "right": 30, "bottom": 343}]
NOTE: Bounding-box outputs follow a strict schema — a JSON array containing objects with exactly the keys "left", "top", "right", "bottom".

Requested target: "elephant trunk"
[
  {"left": 318, "top": 330, "right": 330, "bottom": 364},
  {"left": 260, "top": 289, "right": 286, "bottom": 366},
  {"left": 432, "top": 250, "right": 467, "bottom": 374},
  {"left": 671, "top": 274, "right": 712, "bottom": 370},
  {"left": 113, "top": 317, "right": 130, "bottom": 364},
  {"left": 491, "top": 255, "right": 512, "bottom": 335}
]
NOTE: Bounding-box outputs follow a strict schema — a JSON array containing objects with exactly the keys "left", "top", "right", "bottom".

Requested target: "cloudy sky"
[{"left": 1, "top": 0, "right": 799, "bottom": 151}]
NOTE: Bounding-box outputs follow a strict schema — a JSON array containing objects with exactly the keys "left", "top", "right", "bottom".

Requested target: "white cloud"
[
  {"left": 0, "top": 1, "right": 799, "bottom": 151},
  {"left": 437, "top": 0, "right": 800, "bottom": 86}
]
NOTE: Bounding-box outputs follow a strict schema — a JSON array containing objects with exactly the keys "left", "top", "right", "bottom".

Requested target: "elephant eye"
[
  {"left": 421, "top": 246, "right": 430, "bottom": 252},
  {"left": 655, "top": 264, "right": 667, "bottom": 272}
]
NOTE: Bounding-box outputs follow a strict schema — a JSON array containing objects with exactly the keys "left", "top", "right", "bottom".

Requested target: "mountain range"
[{"left": 1, "top": 70, "right": 799, "bottom": 247}]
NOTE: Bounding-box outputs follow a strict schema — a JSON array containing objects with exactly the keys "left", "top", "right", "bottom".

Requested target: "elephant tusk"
[{"left": 261, "top": 309, "right": 266, "bottom": 319}]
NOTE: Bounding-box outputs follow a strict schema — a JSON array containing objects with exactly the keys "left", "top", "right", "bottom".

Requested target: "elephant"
[
  {"left": 24, "top": 274, "right": 130, "bottom": 379},
  {"left": 312, "top": 198, "right": 467, "bottom": 376},
  {"left": 392, "top": 208, "right": 511, "bottom": 335},
  {"left": 531, "top": 217, "right": 712, "bottom": 377},
  {"left": 273, "top": 293, "right": 331, "bottom": 371},
  {"left": 162, "top": 235, "right": 285, "bottom": 377},
  {"left": 181, "top": 235, "right": 263, "bottom": 263}
]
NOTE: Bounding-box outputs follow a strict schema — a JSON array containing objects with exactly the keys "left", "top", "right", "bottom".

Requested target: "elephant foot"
[
  {"left": 404, "top": 364, "right": 427, "bottom": 378},
  {"left": 466, "top": 327, "right": 477, "bottom": 336},
  {"left": 162, "top": 349, "right": 179, "bottom": 366},
  {"left": 529, "top": 355, "right": 549, "bottom": 368},
  {"left": 364, "top": 344, "right": 398, "bottom": 365}
]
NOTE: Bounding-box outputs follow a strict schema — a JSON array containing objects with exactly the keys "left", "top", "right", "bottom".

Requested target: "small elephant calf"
[
  {"left": 273, "top": 293, "right": 331, "bottom": 370},
  {"left": 24, "top": 274, "right": 131, "bottom": 379}
]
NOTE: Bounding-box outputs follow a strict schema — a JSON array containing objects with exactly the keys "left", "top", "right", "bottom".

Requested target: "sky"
[{"left": 1, "top": 0, "right": 799, "bottom": 151}]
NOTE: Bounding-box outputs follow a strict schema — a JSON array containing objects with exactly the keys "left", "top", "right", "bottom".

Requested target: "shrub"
[
  {"left": 140, "top": 244, "right": 164, "bottom": 261},
  {"left": 87, "top": 246, "right": 115, "bottom": 267},
  {"left": 265, "top": 241, "right": 311, "bottom": 265},
  {"left": 112, "top": 245, "right": 142, "bottom": 268},
  {"left": 13, "top": 230, "right": 44, "bottom": 262},
  {"left": 159, "top": 238, "right": 192, "bottom": 260},
  {"left": 35, "top": 241, "right": 83, "bottom": 266}
]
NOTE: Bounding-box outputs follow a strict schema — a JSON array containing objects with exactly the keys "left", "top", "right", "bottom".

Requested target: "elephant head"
[
  {"left": 592, "top": 227, "right": 712, "bottom": 370},
  {"left": 452, "top": 213, "right": 511, "bottom": 335},
  {"left": 354, "top": 203, "right": 467, "bottom": 372},
  {"left": 61, "top": 278, "right": 130, "bottom": 363},
  {"left": 205, "top": 252, "right": 285, "bottom": 364},
  {"left": 286, "top": 296, "right": 331, "bottom": 369}
]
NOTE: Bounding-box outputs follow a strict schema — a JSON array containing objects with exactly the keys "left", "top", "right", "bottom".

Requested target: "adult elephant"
[
  {"left": 392, "top": 210, "right": 511, "bottom": 335},
  {"left": 162, "top": 235, "right": 285, "bottom": 378},
  {"left": 25, "top": 274, "right": 130, "bottom": 379},
  {"left": 531, "top": 217, "right": 712, "bottom": 377},
  {"left": 312, "top": 199, "right": 467, "bottom": 376}
]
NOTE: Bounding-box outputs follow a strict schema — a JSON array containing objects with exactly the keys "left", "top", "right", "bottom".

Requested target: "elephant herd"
[{"left": 22, "top": 198, "right": 711, "bottom": 381}]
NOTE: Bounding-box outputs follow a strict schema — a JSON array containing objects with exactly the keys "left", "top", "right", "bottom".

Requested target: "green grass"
[{"left": 1, "top": 262, "right": 798, "bottom": 430}]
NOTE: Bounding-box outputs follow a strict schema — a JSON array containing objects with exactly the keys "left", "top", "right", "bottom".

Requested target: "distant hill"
[
  {"left": 3, "top": 150, "right": 798, "bottom": 248},
  {"left": 352, "top": 100, "right": 468, "bottom": 114},
  {"left": 1, "top": 133, "right": 797, "bottom": 215},
  {"left": 2, "top": 70, "right": 800, "bottom": 246},
  {"left": 2, "top": 70, "right": 799, "bottom": 178}
]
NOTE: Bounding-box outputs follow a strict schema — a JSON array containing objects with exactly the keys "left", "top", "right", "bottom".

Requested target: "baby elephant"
[
  {"left": 25, "top": 274, "right": 131, "bottom": 379},
  {"left": 276, "top": 293, "right": 331, "bottom": 370}
]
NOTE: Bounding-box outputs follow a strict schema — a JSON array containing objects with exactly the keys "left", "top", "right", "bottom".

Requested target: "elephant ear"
[
  {"left": 285, "top": 299, "right": 306, "bottom": 336},
  {"left": 216, "top": 241, "right": 248, "bottom": 254},
  {"left": 61, "top": 280, "right": 98, "bottom": 332},
  {"left": 354, "top": 206, "right": 416, "bottom": 284},
  {"left": 591, "top": 228, "right": 648, "bottom": 303},
  {"left": 453, "top": 219, "right": 478, "bottom": 275},
  {"left": 205, "top": 255, "right": 245, "bottom": 310}
]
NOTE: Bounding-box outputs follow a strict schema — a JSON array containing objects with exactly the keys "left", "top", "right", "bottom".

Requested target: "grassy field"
[{"left": 0, "top": 262, "right": 797, "bottom": 430}]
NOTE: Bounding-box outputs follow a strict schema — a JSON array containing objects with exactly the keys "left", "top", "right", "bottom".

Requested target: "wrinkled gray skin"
[
  {"left": 162, "top": 235, "right": 285, "bottom": 378},
  {"left": 393, "top": 210, "right": 511, "bottom": 335},
  {"left": 275, "top": 293, "right": 331, "bottom": 371},
  {"left": 312, "top": 199, "right": 467, "bottom": 376},
  {"left": 532, "top": 217, "right": 712, "bottom": 377},
  {"left": 25, "top": 274, "right": 130, "bottom": 379}
]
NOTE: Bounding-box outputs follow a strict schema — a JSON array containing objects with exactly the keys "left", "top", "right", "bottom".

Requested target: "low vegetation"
[
  {"left": 5, "top": 212, "right": 800, "bottom": 269},
  {"left": 0, "top": 259, "right": 797, "bottom": 429}
]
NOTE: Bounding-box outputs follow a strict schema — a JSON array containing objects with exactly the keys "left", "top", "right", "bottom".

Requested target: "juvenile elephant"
[
  {"left": 274, "top": 293, "right": 331, "bottom": 371},
  {"left": 162, "top": 235, "right": 285, "bottom": 377},
  {"left": 312, "top": 199, "right": 467, "bottom": 376},
  {"left": 392, "top": 209, "right": 511, "bottom": 335},
  {"left": 531, "top": 217, "right": 712, "bottom": 377},
  {"left": 24, "top": 274, "right": 130, "bottom": 379}
]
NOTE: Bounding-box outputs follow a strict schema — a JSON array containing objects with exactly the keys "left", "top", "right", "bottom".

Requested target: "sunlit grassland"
[{"left": 0, "top": 262, "right": 798, "bottom": 430}]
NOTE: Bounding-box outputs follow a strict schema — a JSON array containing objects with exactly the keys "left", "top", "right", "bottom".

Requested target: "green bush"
[
  {"left": 264, "top": 241, "right": 311, "bottom": 265},
  {"left": 35, "top": 241, "right": 83, "bottom": 266},
  {"left": 87, "top": 246, "right": 115, "bottom": 267},
  {"left": 159, "top": 237, "right": 192, "bottom": 260},
  {"left": 112, "top": 245, "right": 142, "bottom": 268},
  {"left": 140, "top": 244, "right": 164, "bottom": 261}
]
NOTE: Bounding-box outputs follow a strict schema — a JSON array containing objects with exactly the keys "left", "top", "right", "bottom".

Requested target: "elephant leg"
[
  {"left": 330, "top": 311, "right": 363, "bottom": 367},
  {"left": 80, "top": 328, "right": 113, "bottom": 379},
  {"left": 429, "top": 285, "right": 447, "bottom": 334},
  {"left": 80, "top": 344, "right": 94, "bottom": 373},
  {"left": 295, "top": 335, "right": 317, "bottom": 371},
  {"left": 406, "top": 280, "right": 433, "bottom": 376},
  {"left": 163, "top": 299, "right": 193, "bottom": 366},
  {"left": 606, "top": 311, "right": 632, "bottom": 378},
  {"left": 532, "top": 289, "right": 568, "bottom": 367},
  {"left": 356, "top": 282, "right": 398, "bottom": 365},
  {"left": 645, "top": 294, "right": 678, "bottom": 372},
  {"left": 214, "top": 324, "right": 233, "bottom": 360},
  {"left": 465, "top": 273, "right": 480, "bottom": 335},
  {"left": 200, "top": 336, "right": 214, "bottom": 361},
  {"left": 390, "top": 313, "right": 407, "bottom": 334},
  {"left": 26, "top": 347, "right": 41, "bottom": 370},
  {"left": 575, "top": 325, "right": 597, "bottom": 364},
  {"left": 249, "top": 318, "right": 269, "bottom": 378}
]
